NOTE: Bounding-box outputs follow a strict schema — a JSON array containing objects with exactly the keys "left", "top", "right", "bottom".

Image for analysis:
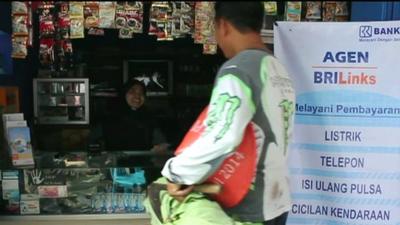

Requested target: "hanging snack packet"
[
  {"left": 194, "top": 2, "right": 215, "bottom": 44},
  {"left": 203, "top": 43, "right": 217, "bottom": 55},
  {"left": 285, "top": 2, "right": 302, "bottom": 22},
  {"left": 119, "top": 27, "right": 133, "bottom": 39},
  {"left": 264, "top": 2, "right": 278, "bottom": 16},
  {"left": 57, "top": 1, "right": 69, "bottom": 14},
  {"left": 155, "top": 21, "right": 168, "bottom": 41},
  {"left": 171, "top": 1, "right": 182, "bottom": 13},
  {"left": 322, "top": 2, "right": 336, "bottom": 22},
  {"left": 149, "top": 1, "right": 172, "bottom": 39},
  {"left": 84, "top": 2, "right": 100, "bottom": 28},
  {"left": 12, "top": 1, "right": 32, "bottom": 57},
  {"left": 57, "top": 13, "right": 70, "bottom": 39},
  {"left": 149, "top": 20, "right": 159, "bottom": 36},
  {"left": 61, "top": 39, "right": 74, "bottom": 70},
  {"left": 39, "top": 8, "right": 55, "bottom": 38},
  {"left": 172, "top": 16, "right": 183, "bottom": 38},
  {"left": 165, "top": 19, "right": 174, "bottom": 41},
  {"left": 56, "top": 2, "right": 71, "bottom": 39},
  {"left": 115, "top": 2, "right": 127, "bottom": 29},
  {"left": 181, "top": 1, "right": 194, "bottom": 13},
  {"left": 126, "top": 1, "right": 143, "bottom": 11},
  {"left": 183, "top": 2, "right": 195, "bottom": 33},
  {"left": 99, "top": 2, "right": 116, "bottom": 28},
  {"left": 39, "top": 38, "right": 55, "bottom": 67},
  {"left": 171, "top": 2, "right": 183, "bottom": 38},
  {"left": 69, "top": 2, "right": 84, "bottom": 39},
  {"left": 12, "top": 2, "right": 28, "bottom": 14},
  {"left": 12, "top": 36, "right": 28, "bottom": 59},
  {"left": 69, "top": 2, "right": 84, "bottom": 17},
  {"left": 305, "top": 1, "right": 322, "bottom": 20},
  {"left": 12, "top": 2, "right": 30, "bottom": 37},
  {"left": 182, "top": 13, "right": 194, "bottom": 34},
  {"left": 335, "top": 2, "right": 349, "bottom": 21},
  {"left": 335, "top": 2, "right": 348, "bottom": 16},
  {"left": 125, "top": 7, "right": 143, "bottom": 33},
  {"left": 174, "top": 2, "right": 194, "bottom": 38},
  {"left": 12, "top": 15, "right": 29, "bottom": 36},
  {"left": 70, "top": 18, "right": 84, "bottom": 39},
  {"left": 150, "top": 2, "right": 170, "bottom": 21}
]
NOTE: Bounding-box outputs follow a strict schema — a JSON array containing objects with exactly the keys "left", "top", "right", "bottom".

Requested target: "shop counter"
[
  {"left": 0, "top": 150, "right": 172, "bottom": 223},
  {"left": 0, "top": 213, "right": 150, "bottom": 225}
]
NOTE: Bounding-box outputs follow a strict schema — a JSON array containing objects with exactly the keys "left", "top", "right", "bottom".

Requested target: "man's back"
[
  {"left": 160, "top": 2, "right": 295, "bottom": 224},
  {"left": 218, "top": 49, "right": 295, "bottom": 222}
]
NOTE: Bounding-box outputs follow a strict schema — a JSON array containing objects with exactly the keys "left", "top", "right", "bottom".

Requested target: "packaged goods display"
[
  {"left": 264, "top": 2, "right": 278, "bottom": 16},
  {"left": 285, "top": 2, "right": 302, "bottom": 22},
  {"left": 305, "top": 1, "right": 322, "bottom": 20},
  {"left": 194, "top": 2, "right": 217, "bottom": 54},
  {"left": 11, "top": 1, "right": 31, "bottom": 59},
  {"left": 149, "top": 2, "right": 194, "bottom": 41}
]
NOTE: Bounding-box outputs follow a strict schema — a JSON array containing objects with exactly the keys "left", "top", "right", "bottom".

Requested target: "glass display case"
[
  {"left": 0, "top": 150, "right": 171, "bottom": 225},
  {"left": 33, "top": 78, "right": 89, "bottom": 125}
]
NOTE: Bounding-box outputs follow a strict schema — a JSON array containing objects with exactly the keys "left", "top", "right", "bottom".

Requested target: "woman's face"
[{"left": 125, "top": 84, "right": 145, "bottom": 109}]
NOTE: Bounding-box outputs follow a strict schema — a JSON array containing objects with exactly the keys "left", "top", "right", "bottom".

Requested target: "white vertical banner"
[{"left": 274, "top": 21, "right": 400, "bottom": 225}]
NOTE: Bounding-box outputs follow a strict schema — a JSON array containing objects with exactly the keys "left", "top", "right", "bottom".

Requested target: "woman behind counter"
[{"left": 91, "top": 79, "right": 169, "bottom": 155}]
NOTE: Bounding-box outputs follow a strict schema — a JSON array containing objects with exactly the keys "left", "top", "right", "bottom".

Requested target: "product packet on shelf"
[
  {"left": 20, "top": 194, "right": 40, "bottom": 215},
  {"left": 11, "top": 2, "right": 31, "bottom": 59},
  {"left": 70, "top": 18, "right": 84, "bottom": 39},
  {"left": 285, "top": 2, "right": 302, "bottom": 22},
  {"left": 149, "top": 1, "right": 172, "bottom": 40},
  {"left": 2, "top": 170, "right": 20, "bottom": 201},
  {"left": 56, "top": 2, "right": 71, "bottom": 39},
  {"left": 99, "top": 1, "right": 116, "bottom": 28},
  {"left": 69, "top": 1, "right": 84, "bottom": 18},
  {"left": 12, "top": 15, "right": 29, "bottom": 36},
  {"left": 125, "top": 2, "right": 144, "bottom": 34},
  {"left": 119, "top": 27, "right": 133, "bottom": 39},
  {"left": 84, "top": 1, "right": 100, "bottom": 28},
  {"left": 181, "top": 2, "right": 195, "bottom": 35},
  {"left": 203, "top": 43, "right": 217, "bottom": 55},
  {"left": 194, "top": 2, "right": 215, "bottom": 44},
  {"left": 57, "top": 39, "right": 74, "bottom": 71},
  {"left": 69, "top": 2, "right": 85, "bottom": 39},
  {"left": 322, "top": 1, "right": 336, "bottom": 22},
  {"left": 171, "top": 1, "right": 195, "bottom": 39},
  {"left": 8, "top": 127, "right": 35, "bottom": 167},
  {"left": 39, "top": 8, "right": 55, "bottom": 38},
  {"left": 335, "top": 2, "right": 349, "bottom": 21},
  {"left": 115, "top": 2, "right": 126, "bottom": 29},
  {"left": 11, "top": 36, "right": 28, "bottom": 59},
  {"left": 305, "top": 1, "right": 322, "bottom": 20},
  {"left": 264, "top": 2, "right": 278, "bottom": 16},
  {"left": 12, "top": 2, "right": 28, "bottom": 14},
  {"left": 39, "top": 38, "right": 55, "bottom": 69}
]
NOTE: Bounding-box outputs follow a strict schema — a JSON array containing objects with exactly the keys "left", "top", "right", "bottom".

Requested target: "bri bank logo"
[
  {"left": 359, "top": 26, "right": 372, "bottom": 38},
  {"left": 358, "top": 25, "right": 400, "bottom": 41}
]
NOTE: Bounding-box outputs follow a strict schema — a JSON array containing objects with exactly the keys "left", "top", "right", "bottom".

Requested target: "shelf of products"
[{"left": 33, "top": 78, "right": 89, "bottom": 124}]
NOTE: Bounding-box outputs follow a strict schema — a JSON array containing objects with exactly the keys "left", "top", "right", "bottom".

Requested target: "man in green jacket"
[{"left": 153, "top": 2, "right": 295, "bottom": 225}]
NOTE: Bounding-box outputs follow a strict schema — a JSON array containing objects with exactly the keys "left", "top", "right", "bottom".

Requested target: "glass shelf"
[{"left": 33, "top": 78, "right": 89, "bottom": 125}]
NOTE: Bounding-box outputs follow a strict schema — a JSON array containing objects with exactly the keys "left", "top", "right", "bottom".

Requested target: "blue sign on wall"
[{"left": 0, "top": 31, "right": 12, "bottom": 75}]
